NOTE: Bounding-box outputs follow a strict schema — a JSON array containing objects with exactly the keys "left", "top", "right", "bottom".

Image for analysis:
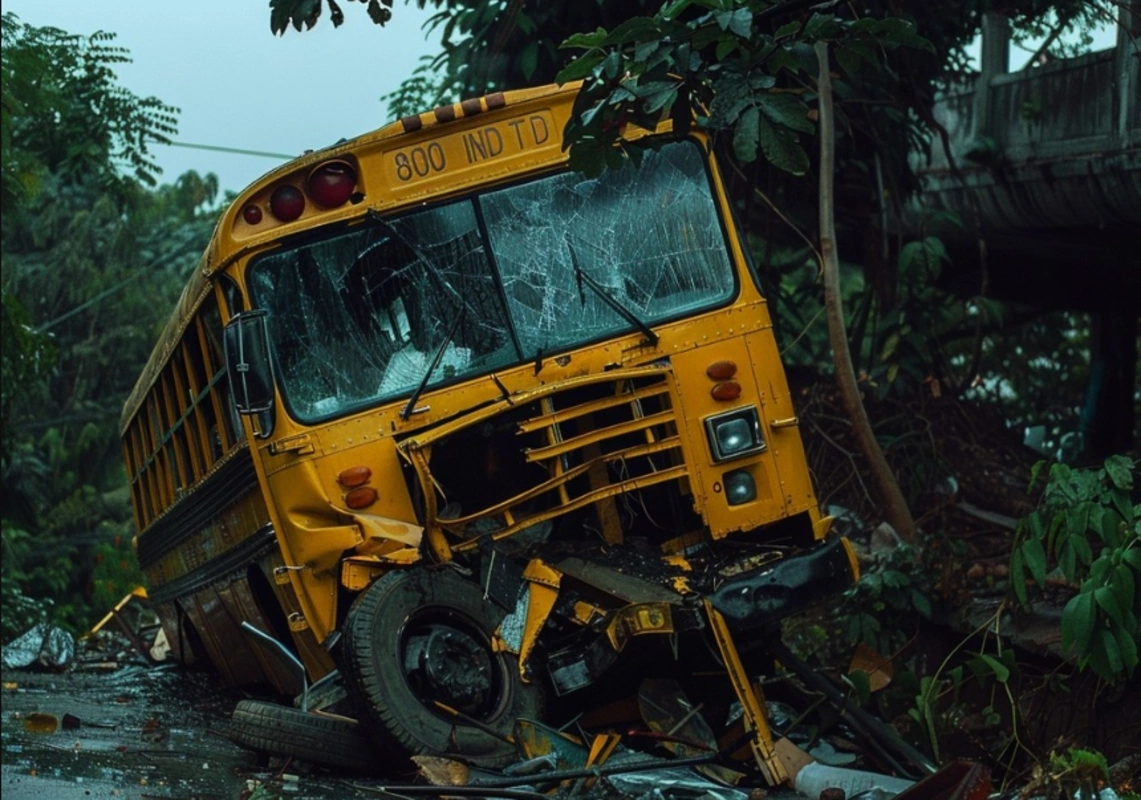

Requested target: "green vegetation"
[
  {"left": 1, "top": 13, "right": 219, "bottom": 635},
  {"left": 1013, "top": 456, "right": 1140, "bottom": 682},
  {"left": 2, "top": 0, "right": 1136, "bottom": 788}
]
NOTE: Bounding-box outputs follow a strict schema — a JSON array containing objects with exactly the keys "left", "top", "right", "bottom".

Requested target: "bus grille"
[{"left": 399, "top": 365, "right": 690, "bottom": 554}]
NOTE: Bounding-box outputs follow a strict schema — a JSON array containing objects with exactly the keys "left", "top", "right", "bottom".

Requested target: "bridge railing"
[{"left": 924, "top": 9, "right": 1139, "bottom": 172}]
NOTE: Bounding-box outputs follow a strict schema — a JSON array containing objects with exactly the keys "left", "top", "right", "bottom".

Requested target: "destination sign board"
[{"left": 383, "top": 109, "right": 560, "bottom": 189}]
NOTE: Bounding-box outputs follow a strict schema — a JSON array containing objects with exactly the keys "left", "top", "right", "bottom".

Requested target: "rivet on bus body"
[
  {"left": 711, "top": 381, "right": 742, "bottom": 401},
  {"left": 345, "top": 487, "right": 378, "bottom": 509},
  {"left": 706, "top": 360, "right": 737, "bottom": 380},
  {"left": 337, "top": 465, "right": 372, "bottom": 487}
]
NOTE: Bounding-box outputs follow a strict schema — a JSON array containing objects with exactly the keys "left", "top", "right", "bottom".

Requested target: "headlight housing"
[{"left": 704, "top": 406, "right": 765, "bottom": 463}]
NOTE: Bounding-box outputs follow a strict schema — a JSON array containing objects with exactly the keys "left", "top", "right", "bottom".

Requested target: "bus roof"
[{"left": 120, "top": 82, "right": 586, "bottom": 434}]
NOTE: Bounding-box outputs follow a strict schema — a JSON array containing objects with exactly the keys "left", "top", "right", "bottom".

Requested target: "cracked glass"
[
  {"left": 249, "top": 203, "right": 517, "bottom": 420},
  {"left": 482, "top": 140, "right": 734, "bottom": 356},
  {"left": 248, "top": 140, "right": 735, "bottom": 422}
]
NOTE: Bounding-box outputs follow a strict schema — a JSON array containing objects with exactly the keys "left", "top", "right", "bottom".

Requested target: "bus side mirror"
[{"left": 223, "top": 310, "right": 276, "bottom": 430}]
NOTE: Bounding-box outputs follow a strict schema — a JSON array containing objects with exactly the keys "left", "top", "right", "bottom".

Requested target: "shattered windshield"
[
  {"left": 482, "top": 141, "right": 734, "bottom": 356},
  {"left": 248, "top": 140, "right": 735, "bottom": 422},
  {"left": 248, "top": 203, "right": 517, "bottom": 420}
]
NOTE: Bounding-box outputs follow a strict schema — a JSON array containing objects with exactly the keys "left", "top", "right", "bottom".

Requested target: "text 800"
[{"left": 393, "top": 144, "right": 446, "bottom": 181}]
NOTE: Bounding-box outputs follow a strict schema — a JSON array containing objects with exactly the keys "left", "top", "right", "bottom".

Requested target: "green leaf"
[
  {"left": 716, "top": 38, "right": 738, "bottom": 61},
  {"left": 602, "top": 16, "right": 660, "bottom": 46},
  {"left": 642, "top": 86, "right": 677, "bottom": 114},
  {"left": 759, "top": 93, "right": 814, "bottom": 134},
  {"left": 910, "top": 588, "right": 932, "bottom": 619},
  {"left": 844, "top": 668, "right": 872, "bottom": 707},
  {"left": 1088, "top": 504, "right": 1105, "bottom": 542},
  {"left": 803, "top": 13, "right": 842, "bottom": 40},
  {"left": 1061, "top": 590, "right": 1097, "bottom": 656},
  {"left": 602, "top": 50, "right": 622, "bottom": 79},
  {"left": 519, "top": 40, "right": 540, "bottom": 82},
  {"left": 1071, "top": 534, "right": 1093, "bottom": 568},
  {"left": 975, "top": 652, "right": 1010, "bottom": 683},
  {"left": 1115, "top": 624, "right": 1139, "bottom": 673},
  {"left": 870, "top": 17, "right": 935, "bottom": 52},
  {"left": 661, "top": 0, "right": 693, "bottom": 21},
  {"left": 835, "top": 45, "right": 863, "bottom": 77},
  {"left": 562, "top": 28, "right": 607, "bottom": 49},
  {"left": 1110, "top": 490, "right": 1132, "bottom": 534},
  {"left": 759, "top": 117, "right": 808, "bottom": 174},
  {"left": 882, "top": 569, "right": 910, "bottom": 589},
  {"left": 1067, "top": 502, "right": 1091, "bottom": 540},
  {"left": 1028, "top": 460, "right": 1046, "bottom": 493},
  {"left": 365, "top": 0, "right": 392, "bottom": 26},
  {"left": 1103, "top": 455, "right": 1135, "bottom": 491},
  {"left": 635, "top": 39, "right": 662, "bottom": 63},
  {"left": 1022, "top": 538, "right": 1047, "bottom": 587},
  {"left": 881, "top": 331, "right": 900, "bottom": 361},
  {"left": 557, "top": 53, "right": 604, "bottom": 82},
  {"left": 1098, "top": 627, "right": 1124, "bottom": 678},
  {"left": 765, "top": 46, "right": 801, "bottom": 75},
  {"left": 774, "top": 20, "right": 801, "bottom": 39},
  {"left": 1012, "top": 547, "right": 1028, "bottom": 605},
  {"left": 733, "top": 105, "right": 760, "bottom": 163},
  {"left": 1095, "top": 585, "right": 1127, "bottom": 629},
  {"left": 1112, "top": 564, "right": 1135, "bottom": 620},
  {"left": 1123, "top": 548, "right": 1141, "bottom": 572},
  {"left": 726, "top": 8, "right": 752, "bottom": 38}
]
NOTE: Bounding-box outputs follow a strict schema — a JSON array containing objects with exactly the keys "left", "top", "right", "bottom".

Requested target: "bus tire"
[
  {"left": 229, "top": 699, "right": 379, "bottom": 773},
  {"left": 340, "top": 567, "right": 541, "bottom": 769}
]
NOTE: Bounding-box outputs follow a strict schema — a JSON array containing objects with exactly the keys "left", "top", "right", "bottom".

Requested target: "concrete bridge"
[{"left": 909, "top": 9, "right": 1139, "bottom": 457}]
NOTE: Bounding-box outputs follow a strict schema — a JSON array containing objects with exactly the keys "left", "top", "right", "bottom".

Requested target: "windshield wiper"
[
  {"left": 567, "top": 241, "right": 659, "bottom": 347},
  {"left": 365, "top": 210, "right": 465, "bottom": 309},
  {"left": 401, "top": 308, "right": 466, "bottom": 420}
]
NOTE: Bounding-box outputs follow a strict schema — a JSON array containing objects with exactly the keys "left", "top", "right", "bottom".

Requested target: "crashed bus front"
[{"left": 122, "top": 83, "right": 857, "bottom": 778}]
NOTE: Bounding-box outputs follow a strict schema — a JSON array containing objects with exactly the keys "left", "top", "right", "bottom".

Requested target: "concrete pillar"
[
  {"left": 973, "top": 12, "right": 1011, "bottom": 143},
  {"left": 1116, "top": 2, "right": 1140, "bottom": 147}
]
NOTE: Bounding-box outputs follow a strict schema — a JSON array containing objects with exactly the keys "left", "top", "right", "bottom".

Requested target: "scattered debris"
[{"left": 2, "top": 622, "right": 75, "bottom": 669}]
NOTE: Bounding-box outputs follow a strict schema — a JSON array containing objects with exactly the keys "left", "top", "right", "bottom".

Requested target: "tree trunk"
[{"left": 815, "top": 41, "right": 917, "bottom": 544}]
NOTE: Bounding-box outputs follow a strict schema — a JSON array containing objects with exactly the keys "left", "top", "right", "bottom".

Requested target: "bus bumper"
[{"left": 707, "top": 536, "right": 858, "bottom": 633}]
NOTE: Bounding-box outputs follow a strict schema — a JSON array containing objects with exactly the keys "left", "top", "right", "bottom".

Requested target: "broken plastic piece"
[
  {"left": 794, "top": 764, "right": 914, "bottom": 800},
  {"left": 2, "top": 623, "right": 75, "bottom": 669}
]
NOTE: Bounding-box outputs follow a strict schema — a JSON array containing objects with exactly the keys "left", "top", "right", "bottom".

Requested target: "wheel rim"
[{"left": 399, "top": 608, "right": 504, "bottom": 721}]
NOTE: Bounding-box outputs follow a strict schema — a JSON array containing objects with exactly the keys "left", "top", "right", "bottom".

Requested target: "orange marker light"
[
  {"left": 706, "top": 360, "right": 737, "bottom": 381},
  {"left": 711, "top": 381, "right": 742, "bottom": 401},
  {"left": 345, "top": 487, "right": 378, "bottom": 509},
  {"left": 337, "top": 465, "right": 372, "bottom": 487}
]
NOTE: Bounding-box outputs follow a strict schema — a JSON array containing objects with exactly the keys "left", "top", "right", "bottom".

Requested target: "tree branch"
[{"left": 815, "top": 40, "right": 916, "bottom": 544}]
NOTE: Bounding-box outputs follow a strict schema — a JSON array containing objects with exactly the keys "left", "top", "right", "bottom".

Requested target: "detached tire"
[
  {"left": 229, "top": 699, "right": 379, "bottom": 773},
  {"left": 340, "top": 568, "right": 543, "bottom": 769}
]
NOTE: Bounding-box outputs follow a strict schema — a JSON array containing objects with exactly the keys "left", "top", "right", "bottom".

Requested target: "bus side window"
[
  {"left": 201, "top": 293, "right": 245, "bottom": 445},
  {"left": 220, "top": 273, "right": 246, "bottom": 316}
]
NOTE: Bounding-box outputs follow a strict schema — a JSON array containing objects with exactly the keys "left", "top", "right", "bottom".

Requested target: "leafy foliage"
[
  {"left": 1, "top": 15, "right": 218, "bottom": 635},
  {"left": 1012, "top": 456, "right": 1140, "bottom": 682},
  {"left": 0, "top": 13, "right": 178, "bottom": 212},
  {"left": 556, "top": 3, "right": 931, "bottom": 175}
]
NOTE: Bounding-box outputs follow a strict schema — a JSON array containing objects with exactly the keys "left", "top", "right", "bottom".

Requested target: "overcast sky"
[
  {"left": 7, "top": 1, "right": 437, "bottom": 195},
  {"left": 8, "top": 2, "right": 1120, "bottom": 197}
]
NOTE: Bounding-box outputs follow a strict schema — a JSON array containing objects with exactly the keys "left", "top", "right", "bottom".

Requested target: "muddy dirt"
[{"left": 1, "top": 663, "right": 398, "bottom": 799}]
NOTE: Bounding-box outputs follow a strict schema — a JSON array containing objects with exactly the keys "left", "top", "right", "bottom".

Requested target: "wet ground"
[{"left": 1, "top": 663, "right": 397, "bottom": 800}]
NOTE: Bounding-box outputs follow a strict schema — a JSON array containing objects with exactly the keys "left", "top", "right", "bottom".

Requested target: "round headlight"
[{"left": 724, "top": 469, "right": 757, "bottom": 506}]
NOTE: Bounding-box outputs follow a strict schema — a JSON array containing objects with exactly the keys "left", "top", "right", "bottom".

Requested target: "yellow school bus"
[{"left": 120, "top": 83, "right": 858, "bottom": 777}]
